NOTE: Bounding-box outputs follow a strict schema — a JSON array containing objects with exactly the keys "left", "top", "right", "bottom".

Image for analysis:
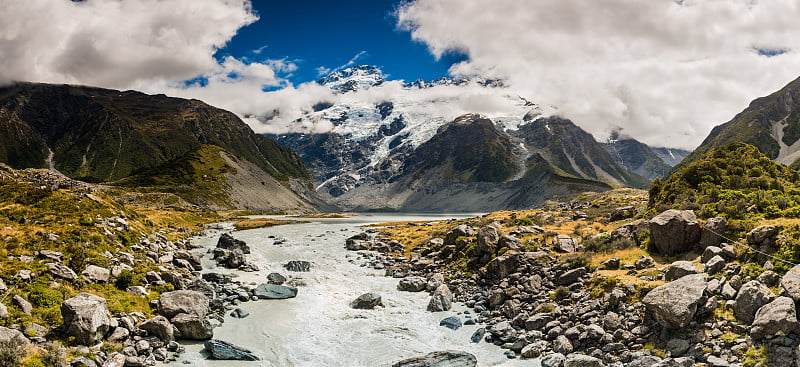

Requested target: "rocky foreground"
[{"left": 342, "top": 206, "right": 800, "bottom": 367}]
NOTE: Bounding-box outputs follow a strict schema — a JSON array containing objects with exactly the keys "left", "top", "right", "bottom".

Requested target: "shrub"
[
  {"left": 552, "top": 286, "right": 571, "bottom": 300},
  {"left": 78, "top": 216, "right": 93, "bottom": 226},
  {"left": 561, "top": 253, "right": 592, "bottom": 270},
  {"left": 114, "top": 270, "right": 136, "bottom": 291},
  {"left": 0, "top": 338, "right": 25, "bottom": 367},
  {"left": 40, "top": 342, "right": 66, "bottom": 367},
  {"left": 514, "top": 217, "right": 534, "bottom": 226},
  {"left": 587, "top": 276, "right": 619, "bottom": 299},
  {"left": 28, "top": 285, "right": 64, "bottom": 307}
]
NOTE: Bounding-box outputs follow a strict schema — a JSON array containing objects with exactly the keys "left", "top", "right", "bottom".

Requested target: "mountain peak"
[{"left": 316, "top": 65, "right": 385, "bottom": 93}]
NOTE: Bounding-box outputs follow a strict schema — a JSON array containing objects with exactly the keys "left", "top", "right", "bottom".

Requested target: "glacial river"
[{"left": 169, "top": 213, "right": 537, "bottom": 367}]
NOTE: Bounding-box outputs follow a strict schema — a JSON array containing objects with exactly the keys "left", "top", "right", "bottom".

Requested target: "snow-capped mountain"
[{"left": 269, "top": 65, "right": 670, "bottom": 211}]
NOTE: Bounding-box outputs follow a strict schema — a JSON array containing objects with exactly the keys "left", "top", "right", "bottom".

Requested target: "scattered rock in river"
[
  {"left": 397, "top": 276, "right": 427, "bottom": 292},
  {"left": 285, "top": 260, "right": 311, "bottom": 272},
  {"left": 427, "top": 284, "right": 453, "bottom": 312},
  {"left": 204, "top": 339, "right": 259, "bottom": 361},
  {"left": 392, "top": 350, "right": 477, "bottom": 367},
  {"left": 439, "top": 316, "right": 462, "bottom": 330},
  {"left": 267, "top": 272, "right": 287, "bottom": 285},
  {"left": 351, "top": 293, "right": 383, "bottom": 309},
  {"left": 253, "top": 284, "right": 298, "bottom": 300}
]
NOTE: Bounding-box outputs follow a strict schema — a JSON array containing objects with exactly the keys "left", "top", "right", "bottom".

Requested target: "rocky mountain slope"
[
  {"left": 600, "top": 135, "right": 689, "bottom": 180},
  {"left": 673, "top": 76, "right": 800, "bottom": 172},
  {"left": 272, "top": 66, "right": 652, "bottom": 211},
  {"left": 0, "top": 82, "right": 316, "bottom": 211}
]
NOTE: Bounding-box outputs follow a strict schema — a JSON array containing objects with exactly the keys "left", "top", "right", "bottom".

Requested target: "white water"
[{"left": 168, "top": 213, "right": 537, "bottom": 367}]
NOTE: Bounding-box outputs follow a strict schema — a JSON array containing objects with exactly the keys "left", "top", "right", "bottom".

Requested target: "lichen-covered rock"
[
  {"left": 642, "top": 274, "right": 707, "bottom": 329},
  {"left": 82, "top": 265, "right": 110, "bottom": 283},
  {"left": 734, "top": 280, "right": 775, "bottom": 324},
  {"left": 780, "top": 264, "right": 800, "bottom": 302},
  {"left": 649, "top": 210, "right": 701, "bottom": 256},
  {"left": 46, "top": 263, "right": 77, "bottom": 281},
  {"left": 750, "top": 296, "right": 798, "bottom": 339},
  {"left": 392, "top": 350, "right": 477, "bottom": 367},
  {"left": 61, "top": 292, "right": 113, "bottom": 345}
]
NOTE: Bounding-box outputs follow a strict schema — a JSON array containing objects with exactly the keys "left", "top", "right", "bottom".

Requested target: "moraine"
[{"left": 168, "top": 213, "right": 532, "bottom": 367}]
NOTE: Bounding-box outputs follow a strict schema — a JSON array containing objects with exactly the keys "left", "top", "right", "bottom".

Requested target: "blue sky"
[{"left": 215, "top": 0, "right": 465, "bottom": 84}]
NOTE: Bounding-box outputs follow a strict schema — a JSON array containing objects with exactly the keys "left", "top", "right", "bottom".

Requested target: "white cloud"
[
  {"left": 0, "top": 0, "right": 259, "bottom": 89},
  {"left": 396, "top": 0, "right": 800, "bottom": 150}
]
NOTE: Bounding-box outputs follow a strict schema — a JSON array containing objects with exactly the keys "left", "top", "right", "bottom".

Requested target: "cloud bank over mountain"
[
  {"left": 3, "top": 0, "right": 800, "bottom": 150},
  {"left": 396, "top": 0, "right": 800, "bottom": 149}
]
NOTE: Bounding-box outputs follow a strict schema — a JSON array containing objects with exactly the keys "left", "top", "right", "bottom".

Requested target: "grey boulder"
[
  {"left": 139, "top": 316, "right": 174, "bottom": 342},
  {"left": 648, "top": 210, "right": 701, "bottom": 256},
  {"left": 663, "top": 261, "right": 696, "bottom": 281},
  {"left": 750, "top": 296, "right": 798, "bottom": 339},
  {"left": 642, "top": 273, "right": 707, "bottom": 329},
  {"left": 780, "top": 264, "right": 800, "bottom": 301},
  {"left": 351, "top": 293, "right": 383, "bottom": 309},
  {"left": 427, "top": 284, "right": 453, "bottom": 312},
  {"left": 61, "top": 292, "right": 113, "bottom": 345},
  {"left": 398, "top": 276, "right": 428, "bottom": 292},
  {"left": 734, "top": 280, "right": 775, "bottom": 324},
  {"left": 171, "top": 313, "right": 213, "bottom": 340},
  {"left": 565, "top": 353, "right": 606, "bottom": 367},
  {"left": 158, "top": 290, "right": 209, "bottom": 318}
]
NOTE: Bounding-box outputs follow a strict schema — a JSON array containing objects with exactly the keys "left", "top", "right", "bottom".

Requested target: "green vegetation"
[
  {"left": 742, "top": 345, "right": 768, "bottom": 367},
  {"left": 649, "top": 143, "right": 800, "bottom": 220}
]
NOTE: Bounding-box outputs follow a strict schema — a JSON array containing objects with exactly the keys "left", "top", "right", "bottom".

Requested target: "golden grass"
[
  {"left": 290, "top": 213, "right": 356, "bottom": 219},
  {"left": 233, "top": 218, "right": 306, "bottom": 230}
]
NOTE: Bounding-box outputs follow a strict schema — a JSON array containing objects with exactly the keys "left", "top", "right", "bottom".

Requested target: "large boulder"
[
  {"left": 285, "top": 260, "right": 311, "bottom": 272},
  {"left": 649, "top": 210, "right": 701, "bottom": 256},
  {"left": 216, "top": 233, "right": 250, "bottom": 254},
  {"left": 747, "top": 225, "right": 778, "bottom": 249},
  {"left": 139, "top": 316, "right": 174, "bottom": 342},
  {"left": 699, "top": 217, "right": 727, "bottom": 247},
  {"left": 61, "top": 292, "right": 113, "bottom": 345},
  {"left": 204, "top": 339, "right": 259, "bottom": 361},
  {"left": 734, "top": 280, "right": 775, "bottom": 324},
  {"left": 444, "top": 224, "right": 474, "bottom": 247},
  {"left": 558, "top": 267, "right": 587, "bottom": 285},
  {"left": 476, "top": 225, "right": 500, "bottom": 254},
  {"left": 610, "top": 219, "right": 649, "bottom": 246},
  {"left": 392, "top": 351, "right": 477, "bottom": 367},
  {"left": 171, "top": 313, "right": 213, "bottom": 340},
  {"left": 427, "top": 284, "right": 453, "bottom": 312},
  {"left": 158, "top": 290, "right": 209, "bottom": 318},
  {"left": 750, "top": 297, "right": 798, "bottom": 339},
  {"left": 642, "top": 273, "right": 707, "bottom": 329},
  {"left": 486, "top": 252, "right": 521, "bottom": 280},
  {"left": 253, "top": 284, "right": 298, "bottom": 299},
  {"left": 780, "top": 264, "right": 800, "bottom": 302},
  {"left": 398, "top": 277, "right": 427, "bottom": 292},
  {"left": 351, "top": 293, "right": 383, "bottom": 309}
]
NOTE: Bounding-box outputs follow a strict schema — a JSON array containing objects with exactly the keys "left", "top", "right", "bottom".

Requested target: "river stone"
[
  {"left": 392, "top": 350, "right": 477, "bottom": 367},
  {"left": 664, "top": 261, "right": 697, "bottom": 281},
  {"left": 565, "top": 353, "right": 606, "bottom": 367},
  {"left": 253, "top": 284, "right": 298, "bottom": 299},
  {"left": 553, "top": 335, "right": 574, "bottom": 355},
  {"left": 82, "top": 265, "right": 111, "bottom": 283},
  {"left": 46, "top": 262, "right": 77, "bottom": 281},
  {"left": 642, "top": 273, "right": 707, "bottom": 329},
  {"left": 486, "top": 252, "right": 521, "bottom": 280},
  {"left": 204, "top": 339, "right": 259, "bottom": 360},
  {"left": 699, "top": 217, "right": 726, "bottom": 247},
  {"left": 102, "top": 353, "right": 126, "bottom": 367},
  {"left": 159, "top": 290, "right": 209, "bottom": 318},
  {"left": 649, "top": 209, "right": 701, "bottom": 256},
  {"left": 171, "top": 313, "right": 213, "bottom": 340},
  {"left": 398, "top": 276, "right": 427, "bottom": 292},
  {"left": 216, "top": 233, "right": 250, "bottom": 254},
  {"left": 351, "top": 293, "right": 383, "bottom": 309},
  {"left": 427, "top": 284, "right": 453, "bottom": 312},
  {"left": 734, "top": 280, "right": 775, "bottom": 324},
  {"left": 70, "top": 356, "right": 98, "bottom": 367},
  {"left": 267, "top": 272, "right": 287, "bottom": 285},
  {"left": 750, "top": 296, "right": 798, "bottom": 339},
  {"left": 541, "top": 353, "right": 566, "bottom": 367},
  {"left": 230, "top": 308, "right": 250, "bottom": 318},
  {"left": 285, "top": 260, "right": 311, "bottom": 272},
  {"left": 61, "top": 292, "right": 113, "bottom": 345},
  {"left": 780, "top": 264, "right": 800, "bottom": 301},
  {"left": 426, "top": 273, "right": 445, "bottom": 292},
  {"left": 139, "top": 316, "right": 174, "bottom": 342},
  {"left": 439, "top": 316, "right": 462, "bottom": 330}
]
